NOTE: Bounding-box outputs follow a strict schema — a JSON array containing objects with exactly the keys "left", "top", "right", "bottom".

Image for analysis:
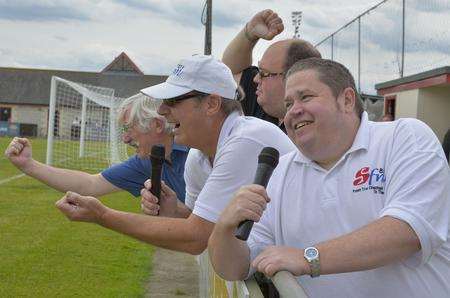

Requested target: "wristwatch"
[{"left": 303, "top": 246, "right": 320, "bottom": 278}]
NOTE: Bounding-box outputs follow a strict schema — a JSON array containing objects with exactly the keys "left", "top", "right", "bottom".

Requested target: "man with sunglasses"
[
  {"left": 4, "top": 93, "right": 188, "bottom": 203},
  {"left": 223, "top": 9, "right": 321, "bottom": 132},
  {"left": 54, "top": 55, "right": 295, "bottom": 256}
]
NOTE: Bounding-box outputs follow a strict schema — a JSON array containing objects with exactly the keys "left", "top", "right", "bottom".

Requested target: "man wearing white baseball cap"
[
  {"left": 55, "top": 54, "right": 295, "bottom": 255},
  {"left": 141, "top": 54, "right": 239, "bottom": 100}
]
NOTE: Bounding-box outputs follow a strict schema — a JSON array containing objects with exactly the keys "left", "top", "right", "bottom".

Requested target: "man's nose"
[
  {"left": 289, "top": 100, "right": 304, "bottom": 115},
  {"left": 122, "top": 133, "right": 131, "bottom": 143},
  {"left": 253, "top": 72, "right": 261, "bottom": 84}
]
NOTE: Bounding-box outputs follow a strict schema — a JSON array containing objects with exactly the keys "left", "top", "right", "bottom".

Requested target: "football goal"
[{"left": 46, "top": 76, "right": 128, "bottom": 172}]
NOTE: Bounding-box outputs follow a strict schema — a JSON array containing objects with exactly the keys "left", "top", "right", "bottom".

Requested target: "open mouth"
[
  {"left": 294, "top": 121, "right": 313, "bottom": 130},
  {"left": 173, "top": 123, "right": 180, "bottom": 132}
]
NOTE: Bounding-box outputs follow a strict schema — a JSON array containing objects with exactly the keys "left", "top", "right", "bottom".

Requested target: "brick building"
[{"left": 0, "top": 52, "right": 166, "bottom": 137}]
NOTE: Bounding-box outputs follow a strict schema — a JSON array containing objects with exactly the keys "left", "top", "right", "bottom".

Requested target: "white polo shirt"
[
  {"left": 248, "top": 112, "right": 450, "bottom": 298},
  {"left": 183, "top": 111, "right": 295, "bottom": 223}
]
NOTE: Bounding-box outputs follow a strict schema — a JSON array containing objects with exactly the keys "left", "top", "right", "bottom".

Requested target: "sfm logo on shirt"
[
  {"left": 172, "top": 64, "right": 185, "bottom": 76},
  {"left": 352, "top": 167, "right": 386, "bottom": 194}
]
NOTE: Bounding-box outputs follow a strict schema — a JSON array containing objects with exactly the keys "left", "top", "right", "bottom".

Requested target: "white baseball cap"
[{"left": 140, "top": 54, "right": 238, "bottom": 100}]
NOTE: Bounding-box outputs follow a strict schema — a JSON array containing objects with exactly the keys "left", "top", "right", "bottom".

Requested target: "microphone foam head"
[
  {"left": 151, "top": 144, "right": 165, "bottom": 159},
  {"left": 258, "top": 147, "right": 279, "bottom": 168}
]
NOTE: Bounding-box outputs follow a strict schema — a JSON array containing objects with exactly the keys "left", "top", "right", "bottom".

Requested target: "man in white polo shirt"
[
  {"left": 209, "top": 58, "right": 450, "bottom": 297},
  {"left": 54, "top": 55, "right": 295, "bottom": 255}
]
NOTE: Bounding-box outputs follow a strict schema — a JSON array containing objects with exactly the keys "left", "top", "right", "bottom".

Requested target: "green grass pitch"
[{"left": 0, "top": 137, "right": 154, "bottom": 297}]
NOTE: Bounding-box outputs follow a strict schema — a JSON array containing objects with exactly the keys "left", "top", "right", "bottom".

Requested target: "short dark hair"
[
  {"left": 286, "top": 58, "right": 364, "bottom": 117},
  {"left": 221, "top": 99, "right": 243, "bottom": 115},
  {"left": 220, "top": 86, "right": 244, "bottom": 115},
  {"left": 196, "top": 87, "right": 244, "bottom": 116},
  {"left": 283, "top": 39, "right": 322, "bottom": 73}
]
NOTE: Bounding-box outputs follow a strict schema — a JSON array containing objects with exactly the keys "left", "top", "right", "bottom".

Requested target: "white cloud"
[{"left": 0, "top": 0, "right": 448, "bottom": 95}]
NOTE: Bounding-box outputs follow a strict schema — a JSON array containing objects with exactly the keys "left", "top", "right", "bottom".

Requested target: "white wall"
[
  {"left": 11, "top": 105, "right": 48, "bottom": 137},
  {"left": 418, "top": 85, "right": 450, "bottom": 142},
  {"left": 394, "top": 89, "right": 419, "bottom": 119}
]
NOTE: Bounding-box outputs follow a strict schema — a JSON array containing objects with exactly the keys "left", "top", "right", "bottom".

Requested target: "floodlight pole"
[
  {"left": 291, "top": 11, "right": 302, "bottom": 39},
  {"left": 204, "top": 0, "right": 212, "bottom": 55}
]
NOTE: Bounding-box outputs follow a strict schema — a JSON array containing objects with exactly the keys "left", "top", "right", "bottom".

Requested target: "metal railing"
[
  {"left": 198, "top": 251, "right": 308, "bottom": 297},
  {"left": 271, "top": 271, "right": 308, "bottom": 297},
  {"left": 238, "top": 276, "right": 264, "bottom": 298}
]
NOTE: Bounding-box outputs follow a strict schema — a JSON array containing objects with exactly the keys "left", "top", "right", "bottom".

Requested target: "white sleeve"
[
  {"left": 192, "top": 139, "right": 265, "bottom": 223},
  {"left": 183, "top": 149, "right": 209, "bottom": 210},
  {"left": 380, "top": 119, "right": 450, "bottom": 267}
]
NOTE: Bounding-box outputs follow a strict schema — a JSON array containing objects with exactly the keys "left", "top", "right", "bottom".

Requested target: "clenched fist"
[{"left": 4, "top": 137, "right": 33, "bottom": 170}]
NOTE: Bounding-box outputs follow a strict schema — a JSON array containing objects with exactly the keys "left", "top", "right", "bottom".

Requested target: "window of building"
[{"left": 0, "top": 107, "right": 11, "bottom": 122}]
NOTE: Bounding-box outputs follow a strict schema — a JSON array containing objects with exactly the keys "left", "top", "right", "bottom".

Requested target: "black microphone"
[
  {"left": 234, "top": 147, "right": 279, "bottom": 241},
  {"left": 150, "top": 144, "right": 165, "bottom": 213}
]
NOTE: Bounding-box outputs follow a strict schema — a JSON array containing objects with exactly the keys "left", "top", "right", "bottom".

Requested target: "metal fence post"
[
  {"left": 272, "top": 271, "right": 309, "bottom": 297},
  {"left": 358, "top": 16, "right": 361, "bottom": 93},
  {"left": 401, "top": 0, "right": 405, "bottom": 77},
  {"left": 331, "top": 34, "right": 334, "bottom": 60}
]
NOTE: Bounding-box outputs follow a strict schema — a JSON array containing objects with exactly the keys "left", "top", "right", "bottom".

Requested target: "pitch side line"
[{"left": 0, "top": 173, "right": 25, "bottom": 185}]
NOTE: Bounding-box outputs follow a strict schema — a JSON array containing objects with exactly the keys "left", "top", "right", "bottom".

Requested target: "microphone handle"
[
  {"left": 235, "top": 164, "right": 275, "bottom": 241},
  {"left": 150, "top": 158, "right": 163, "bottom": 211}
]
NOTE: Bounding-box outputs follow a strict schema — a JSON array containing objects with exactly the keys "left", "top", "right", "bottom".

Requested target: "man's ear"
[
  {"left": 151, "top": 117, "right": 165, "bottom": 134},
  {"left": 204, "top": 94, "right": 222, "bottom": 116},
  {"left": 341, "top": 87, "right": 356, "bottom": 114}
]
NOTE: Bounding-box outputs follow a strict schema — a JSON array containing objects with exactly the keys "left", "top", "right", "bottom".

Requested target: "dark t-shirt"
[
  {"left": 239, "top": 66, "right": 286, "bottom": 134},
  {"left": 239, "top": 67, "right": 278, "bottom": 123}
]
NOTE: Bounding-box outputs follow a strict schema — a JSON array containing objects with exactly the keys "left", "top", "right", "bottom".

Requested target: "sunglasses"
[
  {"left": 162, "top": 91, "right": 209, "bottom": 107},
  {"left": 258, "top": 69, "right": 285, "bottom": 79}
]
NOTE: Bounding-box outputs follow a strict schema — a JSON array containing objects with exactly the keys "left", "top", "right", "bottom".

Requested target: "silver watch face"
[{"left": 305, "top": 247, "right": 318, "bottom": 259}]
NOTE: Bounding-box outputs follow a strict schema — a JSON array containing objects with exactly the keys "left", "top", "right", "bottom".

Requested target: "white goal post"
[{"left": 46, "top": 76, "right": 128, "bottom": 171}]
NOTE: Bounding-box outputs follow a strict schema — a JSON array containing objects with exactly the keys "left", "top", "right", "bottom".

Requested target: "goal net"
[{"left": 46, "top": 76, "right": 128, "bottom": 172}]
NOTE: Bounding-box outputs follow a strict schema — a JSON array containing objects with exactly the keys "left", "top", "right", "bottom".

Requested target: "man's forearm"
[
  {"left": 24, "top": 159, "right": 116, "bottom": 196},
  {"left": 99, "top": 209, "right": 212, "bottom": 255},
  {"left": 208, "top": 224, "right": 251, "bottom": 280},
  {"left": 222, "top": 26, "right": 258, "bottom": 74},
  {"left": 315, "top": 216, "right": 421, "bottom": 275},
  {"left": 176, "top": 202, "right": 192, "bottom": 218}
]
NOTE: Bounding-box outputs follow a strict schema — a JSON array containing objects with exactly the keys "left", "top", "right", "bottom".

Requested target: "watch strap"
[{"left": 304, "top": 247, "right": 321, "bottom": 278}]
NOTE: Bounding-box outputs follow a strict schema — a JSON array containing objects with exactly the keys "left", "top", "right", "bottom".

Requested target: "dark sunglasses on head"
[{"left": 162, "top": 91, "right": 209, "bottom": 106}]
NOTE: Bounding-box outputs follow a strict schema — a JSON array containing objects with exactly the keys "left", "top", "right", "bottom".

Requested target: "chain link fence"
[{"left": 316, "top": 0, "right": 450, "bottom": 94}]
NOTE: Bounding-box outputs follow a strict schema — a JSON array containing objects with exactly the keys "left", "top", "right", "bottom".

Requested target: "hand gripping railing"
[{"left": 199, "top": 249, "right": 308, "bottom": 297}]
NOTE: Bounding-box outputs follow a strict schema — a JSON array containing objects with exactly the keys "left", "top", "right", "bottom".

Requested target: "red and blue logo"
[{"left": 353, "top": 167, "right": 386, "bottom": 194}]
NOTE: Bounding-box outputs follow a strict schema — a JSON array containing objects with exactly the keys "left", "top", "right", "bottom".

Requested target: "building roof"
[
  {"left": 0, "top": 54, "right": 167, "bottom": 106},
  {"left": 101, "top": 52, "right": 144, "bottom": 75},
  {"left": 375, "top": 66, "right": 450, "bottom": 96}
]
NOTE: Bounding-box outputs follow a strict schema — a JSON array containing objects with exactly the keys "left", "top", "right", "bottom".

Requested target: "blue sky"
[{"left": 0, "top": 0, "right": 383, "bottom": 75}]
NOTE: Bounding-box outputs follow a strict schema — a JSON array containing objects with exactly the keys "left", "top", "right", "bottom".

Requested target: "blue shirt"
[{"left": 101, "top": 144, "right": 188, "bottom": 202}]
